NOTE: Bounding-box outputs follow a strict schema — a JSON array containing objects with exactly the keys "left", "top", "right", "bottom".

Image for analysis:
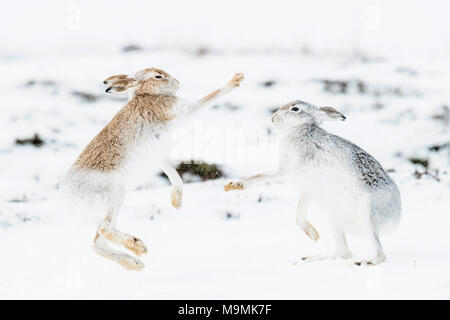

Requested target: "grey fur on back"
[
  {"left": 284, "top": 123, "right": 401, "bottom": 231},
  {"left": 287, "top": 124, "right": 392, "bottom": 189}
]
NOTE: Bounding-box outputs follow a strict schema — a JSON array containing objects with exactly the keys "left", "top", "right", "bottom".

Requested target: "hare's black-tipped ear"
[
  {"left": 320, "top": 107, "right": 346, "bottom": 121},
  {"left": 105, "top": 78, "right": 136, "bottom": 93}
]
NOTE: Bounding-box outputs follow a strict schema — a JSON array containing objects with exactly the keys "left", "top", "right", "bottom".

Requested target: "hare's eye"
[
  {"left": 154, "top": 75, "right": 163, "bottom": 79},
  {"left": 291, "top": 107, "right": 300, "bottom": 112}
]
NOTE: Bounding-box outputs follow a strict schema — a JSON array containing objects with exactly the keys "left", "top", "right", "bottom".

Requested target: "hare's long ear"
[
  {"left": 104, "top": 77, "right": 137, "bottom": 93},
  {"left": 320, "top": 107, "right": 346, "bottom": 121},
  {"left": 103, "top": 74, "right": 129, "bottom": 85}
]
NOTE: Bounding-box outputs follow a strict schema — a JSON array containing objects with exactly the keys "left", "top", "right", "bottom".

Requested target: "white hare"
[
  {"left": 225, "top": 100, "right": 401, "bottom": 265},
  {"left": 59, "top": 68, "right": 244, "bottom": 271}
]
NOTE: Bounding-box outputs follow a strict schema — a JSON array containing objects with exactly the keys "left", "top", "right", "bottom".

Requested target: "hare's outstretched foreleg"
[
  {"left": 188, "top": 73, "right": 244, "bottom": 113},
  {"left": 93, "top": 233, "right": 144, "bottom": 271},
  {"left": 295, "top": 196, "right": 319, "bottom": 241},
  {"left": 162, "top": 163, "right": 183, "bottom": 209},
  {"left": 224, "top": 166, "right": 278, "bottom": 191},
  {"left": 98, "top": 219, "right": 148, "bottom": 257}
]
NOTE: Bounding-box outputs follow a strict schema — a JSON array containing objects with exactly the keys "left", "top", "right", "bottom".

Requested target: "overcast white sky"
[{"left": 1, "top": 0, "right": 450, "bottom": 58}]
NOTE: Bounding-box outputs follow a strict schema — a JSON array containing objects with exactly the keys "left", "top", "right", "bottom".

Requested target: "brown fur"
[
  {"left": 224, "top": 181, "right": 244, "bottom": 191},
  {"left": 98, "top": 222, "right": 147, "bottom": 256},
  {"left": 104, "top": 74, "right": 129, "bottom": 84},
  {"left": 200, "top": 89, "right": 221, "bottom": 103},
  {"left": 107, "top": 78, "right": 136, "bottom": 92},
  {"left": 75, "top": 94, "right": 177, "bottom": 171},
  {"left": 134, "top": 69, "right": 177, "bottom": 95}
]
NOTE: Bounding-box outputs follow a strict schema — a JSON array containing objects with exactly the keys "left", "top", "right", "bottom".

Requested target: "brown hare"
[{"left": 60, "top": 68, "right": 244, "bottom": 271}]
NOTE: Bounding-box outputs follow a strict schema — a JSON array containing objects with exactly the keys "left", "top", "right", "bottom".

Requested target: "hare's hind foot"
[
  {"left": 98, "top": 220, "right": 148, "bottom": 257},
  {"left": 354, "top": 256, "right": 386, "bottom": 266},
  {"left": 354, "top": 229, "right": 386, "bottom": 266},
  {"left": 354, "top": 252, "right": 386, "bottom": 266},
  {"left": 94, "top": 236, "right": 145, "bottom": 271},
  {"left": 124, "top": 237, "right": 148, "bottom": 257},
  {"left": 301, "top": 255, "right": 329, "bottom": 263},
  {"left": 118, "top": 255, "right": 145, "bottom": 271},
  {"left": 301, "top": 252, "right": 352, "bottom": 263}
]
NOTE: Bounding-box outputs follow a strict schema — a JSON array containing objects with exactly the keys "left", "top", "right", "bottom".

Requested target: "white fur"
[{"left": 231, "top": 100, "right": 401, "bottom": 265}]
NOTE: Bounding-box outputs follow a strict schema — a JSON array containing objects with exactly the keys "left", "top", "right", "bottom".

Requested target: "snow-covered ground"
[{"left": 0, "top": 0, "right": 449, "bottom": 299}]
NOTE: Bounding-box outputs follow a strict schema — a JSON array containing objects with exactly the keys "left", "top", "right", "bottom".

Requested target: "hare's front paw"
[
  {"left": 301, "top": 221, "right": 320, "bottom": 241},
  {"left": 224, "top": 181, "right": 244, "bottom": 192},
  {"left": 171, "top": 188, "right": 183, "bottom": 209},
  {"left": 228, "top": 73, "right": 244, "bottom": 88}
]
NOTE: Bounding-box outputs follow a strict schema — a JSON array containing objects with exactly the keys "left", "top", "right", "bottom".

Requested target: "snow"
[{"left": 0, "top": 0, "right": 449, "bottom": 299}]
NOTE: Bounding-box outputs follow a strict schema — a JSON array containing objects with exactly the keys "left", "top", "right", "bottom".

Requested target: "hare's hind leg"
[
  {"left": 330, "top": 228, "right": 352, "bottom": 259},
  {"left": 98, "top": 219, "right": 148, "bottom": 257},
  {"left": 101, "top": 191, "right": 147, "bottom": 256},
  {"left": 302, "top": 228, "right": 352, "bottom": 262},
  {"left": 354, "top": 231, "right": 386, "bottom": 266},
  {"left": 354, "top": 203, "right": 386, "bottom": 266},
  {"left": 301, "top": 228, "right": 352, "bottom": 263},
  {"left": 93, "top": 233, "right": 144, "bottom": 271},
  {"left": 92, "top": 192, "right": 147, "bottom": 271}
]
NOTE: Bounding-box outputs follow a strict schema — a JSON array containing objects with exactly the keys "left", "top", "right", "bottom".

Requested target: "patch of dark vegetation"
[
  {"left": 395, "top": 67, "right": 417, "bottom": 76},
  {"left": 15, "top": 134, "right": 44, "bottom": 147},
  {"left": 431, "top": 105, "right": 450, "bottom": 126},
  {"left": 318, "top": 79, "right": 418, "bottom": 97},
  {"left": 122, "top": 44, "right": 142, "bottom": 52},
  {"left": 16, "top": 212, "right": 36, "bottom": 223},
  {"left": 25, "top": 79, "right": 57, "bottom": 87},
  {"left": 414, "top": 168, "right": 440, "bottom": 182},
  {"left": 8, "top": 195, "right": 27, "bottom": 203},
  {"left": 350, "top": 51, "right": 384, "bottom": 64},
  {"left": 261, "top": 80, "right": 276, "bottom": 88},
  {"left": 195, "top": 47, "right": 210, "bottom": 56},
  {"left": 408, "top": 157, "right": 429, "bottom": 169},
  {"left": 148, "top": 206, "right": 162, "bottom": 221},
  {"left": 1, "top": 212, "right": 39, "bottom": 229},
  {"left": 256, "top": 194, "right": 276, "bottom": 203},
  {"left": 1, "top": 221, "right": 12, "bottom": 229},
  {"left": 160, "top": 161, "right": 224, "bottom": 182},
  {"left": 373, "top": 102, "right": 384, "bottom": 110},
  {"left": 72, "top": 91, "right": 99, "bottom": 103},
  {"left": 428, "top": 143, "right": 449, "bottom": 152},
  {"left": 409, "top": 156, "right": 442, "bottom": 182},
  {"left": 319, "top": 79, "right": 367, "bottom": 95},
  {"left": 211, "top": 102, "right": 241, "bottom": 111},
  {"left": 224, "top": 211, "right": 240, "bottom": 220}
]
